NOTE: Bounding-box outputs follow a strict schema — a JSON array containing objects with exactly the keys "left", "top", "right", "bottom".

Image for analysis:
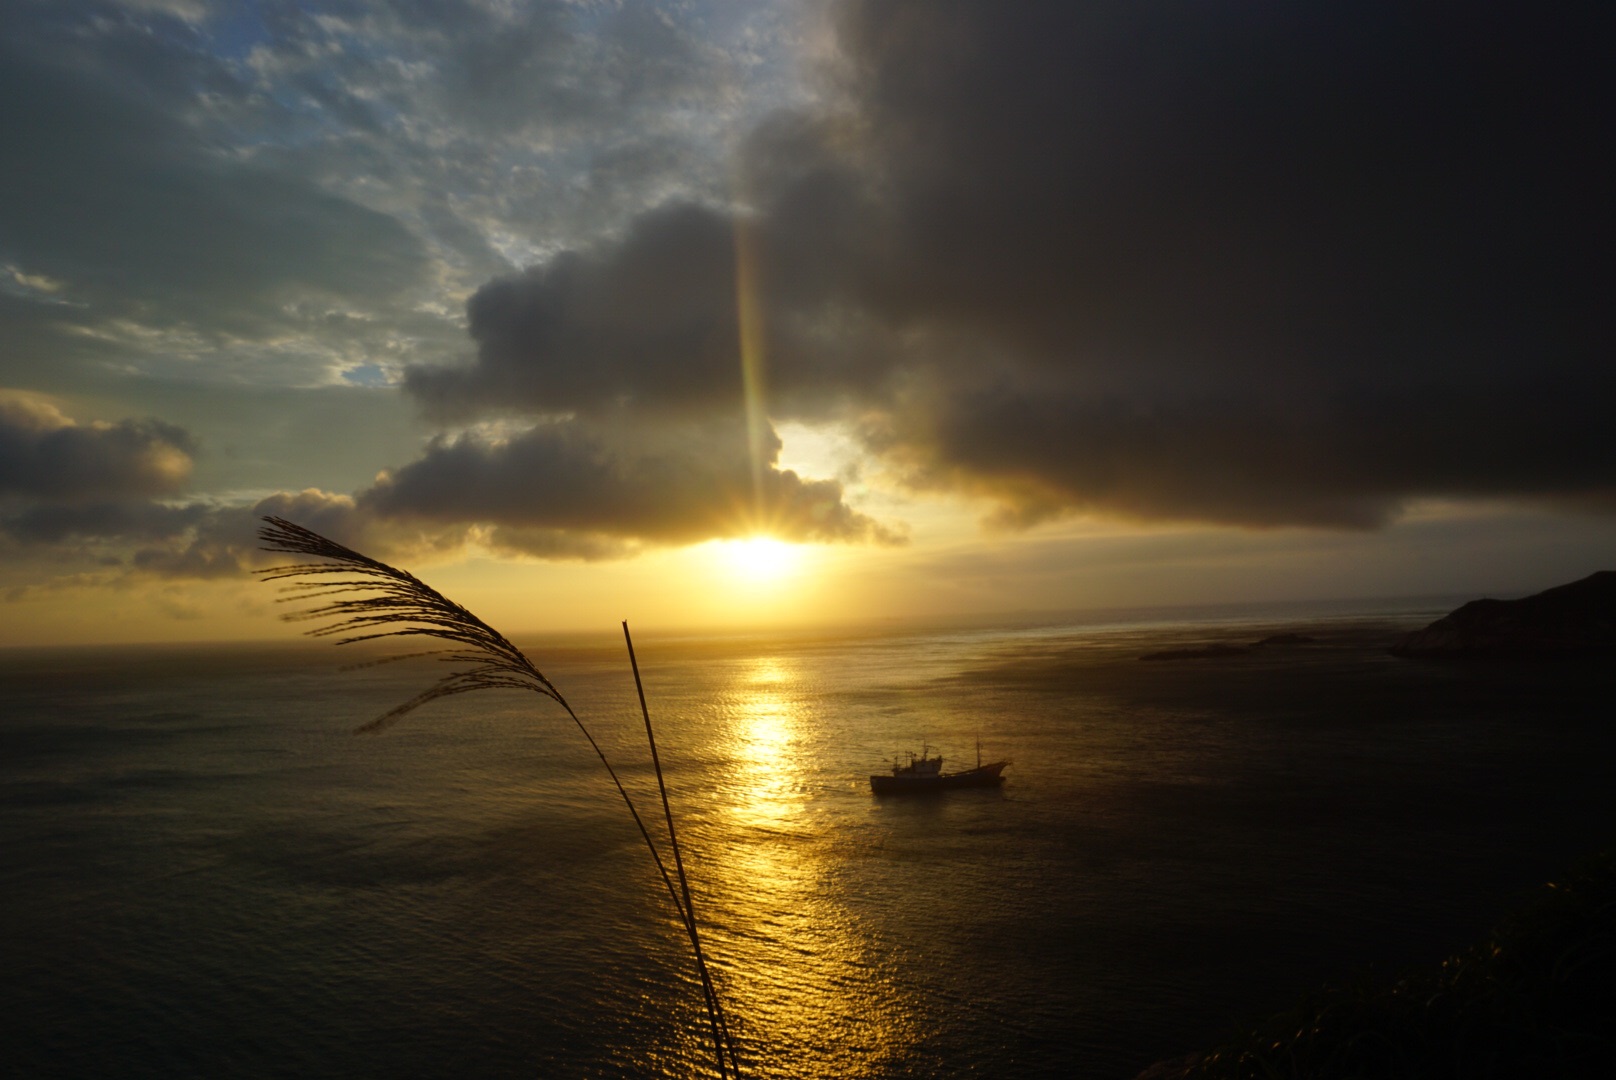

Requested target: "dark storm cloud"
[
  {"left": 359, "top": 416, "right": 901, "bottom": 551},
  {"left": 868, "top": 371, "right": 1616, "bottom": 530},
  {"left": 0, "top": 395, "right": 195, "bottom": 501},
  {"left": 410, "top": 0, "right": 1615, "bottom": 529},
  {"left": 826, "top": 0, "right": 1616, "bottom": 526},
  {"left": 833, "top": 1, "right": 1610, "bottom": 360}
]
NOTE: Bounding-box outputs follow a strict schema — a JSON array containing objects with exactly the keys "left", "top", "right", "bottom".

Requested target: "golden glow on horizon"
[{"left": 27, "top": 492, "right": 1616, "bottom": 649}]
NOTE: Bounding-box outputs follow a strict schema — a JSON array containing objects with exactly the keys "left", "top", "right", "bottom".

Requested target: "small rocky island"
[
  {"left": 1391, "top": 571, "right": 1616, "bottom": 657},
  {"left": 1139, "top": 633, "right": 1316, "bottom": 662}
]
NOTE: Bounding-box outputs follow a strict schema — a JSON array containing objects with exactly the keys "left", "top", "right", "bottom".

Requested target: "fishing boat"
[{"left": 869, "top": 741, "right": 1009, "bottom": 795}]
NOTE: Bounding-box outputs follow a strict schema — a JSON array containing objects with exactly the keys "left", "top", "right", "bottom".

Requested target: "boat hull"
[{"left": 869, "top": 761, "right": 1009, "bottom": 795}]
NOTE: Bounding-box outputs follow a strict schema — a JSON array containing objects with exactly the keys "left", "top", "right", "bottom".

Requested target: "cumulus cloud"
[
  {"left": 127, "top": 489, "right": 474, "bottom": 580},
  {"left": 0, "top": 390, "right": 891, "bottom": 580},
  {"left": 0, "top": 393, "right": 210, "bottom": 582},
  {"left": 407, "top": 204, "right": 750, "bottom": 421},
  {"left": 0, "top": 393, "right": 194, "bottom": 501},
  {"left": 0, "top": 397, "right": 454, "bottom": 581},
  {"left": 360, "top": 415, "right": 902, "bottom": 553},
  {"left": 407, "top": 189, "right": 893, "bottom": 423},
  {"left": 406, "top": 0, "right": 1615, "bottom": 531}
]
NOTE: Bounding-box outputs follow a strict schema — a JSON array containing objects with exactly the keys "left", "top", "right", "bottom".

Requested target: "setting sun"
[
  {"left": 670, "top": 536, "right": 820, "bottom": 625},
  {"left": 722, "top": 536, "right": 802, "bottom": 584}
]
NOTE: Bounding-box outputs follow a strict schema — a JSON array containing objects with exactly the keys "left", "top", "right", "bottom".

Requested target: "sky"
[{"left": 2, "top": 0, "right": 1613, "bottom": 646}]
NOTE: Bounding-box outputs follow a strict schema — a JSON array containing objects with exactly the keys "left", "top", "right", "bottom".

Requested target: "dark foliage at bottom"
[{"left": 1168, "top": 848, "right": 1615, "bottom": 1079}]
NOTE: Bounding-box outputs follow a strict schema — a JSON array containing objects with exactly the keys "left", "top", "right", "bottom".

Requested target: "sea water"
[{"left": 4, "top": 602, "right": 1613, "bottom": 1078}]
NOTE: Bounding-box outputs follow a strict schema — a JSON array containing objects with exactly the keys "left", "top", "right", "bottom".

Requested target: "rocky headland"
[{"left": 1391, "top": 570, "right": 1616, "bottom": 657}]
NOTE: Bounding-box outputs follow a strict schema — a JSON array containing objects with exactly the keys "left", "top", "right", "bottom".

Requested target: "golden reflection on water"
[
  {"left": 701, "top": 657, "right": 923, "bottom": 1077},
  {"left": 727, "top": 660, "right": 800, "bottom": 832}
]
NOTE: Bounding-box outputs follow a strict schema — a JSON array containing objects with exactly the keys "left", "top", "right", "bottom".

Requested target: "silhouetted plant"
[{"left": 257, "top": 515, "right": 738, "bottom": 1078}]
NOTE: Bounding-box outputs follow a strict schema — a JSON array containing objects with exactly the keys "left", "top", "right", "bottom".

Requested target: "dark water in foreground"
[{"left": 3, "top": 606, "right": 1613, "bottom": 1078}]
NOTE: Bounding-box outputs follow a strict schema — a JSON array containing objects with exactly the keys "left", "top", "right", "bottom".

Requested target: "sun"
[{"left": 724, "top": 536, "right": 802, "bottom": 584}]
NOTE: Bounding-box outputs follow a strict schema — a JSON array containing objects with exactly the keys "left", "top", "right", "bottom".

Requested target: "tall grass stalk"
[
  {"left": 256, "top": 516, "right": 737, "bottom": 1078},
  {"left": 624, "top": 622, "right": 739, "bottom": 1075}
]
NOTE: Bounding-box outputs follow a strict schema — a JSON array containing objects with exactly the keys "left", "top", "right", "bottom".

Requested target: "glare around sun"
[{"left": 721, "top": 536, "right": 802, "bottom": 584}]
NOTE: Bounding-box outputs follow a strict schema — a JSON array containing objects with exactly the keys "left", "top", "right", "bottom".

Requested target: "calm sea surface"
[{"left": 4, "top": 602, "right": 1614, "bottom": 1078}]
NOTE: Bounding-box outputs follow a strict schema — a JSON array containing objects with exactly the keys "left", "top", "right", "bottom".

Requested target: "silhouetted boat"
[{"left": 870, "top": 742, "right": 1009, "bottom": 795}]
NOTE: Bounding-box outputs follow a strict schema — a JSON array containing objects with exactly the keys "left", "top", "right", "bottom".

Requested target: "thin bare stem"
[
  {"left": 255, "top": 516, "right": 735, "bottom": 1077},
  {"left": 625, "top": 621, "right": 739, "bottom": 1077}
]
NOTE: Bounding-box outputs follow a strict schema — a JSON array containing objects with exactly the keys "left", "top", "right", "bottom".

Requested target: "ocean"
[{"left": 4, "top": 601, "right": 1613, "bottom": 1078}]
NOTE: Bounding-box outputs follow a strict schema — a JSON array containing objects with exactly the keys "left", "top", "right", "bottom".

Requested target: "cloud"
[
  {"left": 0, "top": 0, "right": 811, "bottom": 407},
  {"left": 0, "top": 396, "right": 453, "bottom": 580},
  {"left": 1, "top": 2, "right": 897, "bottom": 585},
  {"left": 0, "top": 39, "right": 426, "bottom": 342},
  {"left": 407, "top": 1, "right": 1615, "bottom": 531},
  {"left": 0, "top": 393, "right": 212, "bottom": 583},
  {"left": 407, "top": 184, "right": 894, "bottom": 424},
  {"left": 407, "top": 203, "right": 749, "bottom": 421},
  {"left": 0, "top": 387, "right": 893, "bottom": 580},
  {"left": 1, "top": 500, "right": 209, "bottom": 547},
  {"left": 12, "top": 0, "right": 1608, "bottom": 583},
  {"left": 0, "top": 0, "right": 786, "bottom": 399},
  {"left": 359, "top": 415, "right": 902, "bottom": 552},
  {"left": 817, "top": 0, "right": 1616, "bottom": 526},
  {"left": 0, "top": 393, "right": 195, "bottom": 501},
  {"left": 859, "top": 367, "right": 1616, "bottom": 531},
  {"left": 0, "top": 482, "right": 471, "bottom": 601},
  {"left": 124, "top": 489, "right": 470, "bottom": 580},
  {"left": 226, "top": 0, "right": 795, "bottom": 273}
]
